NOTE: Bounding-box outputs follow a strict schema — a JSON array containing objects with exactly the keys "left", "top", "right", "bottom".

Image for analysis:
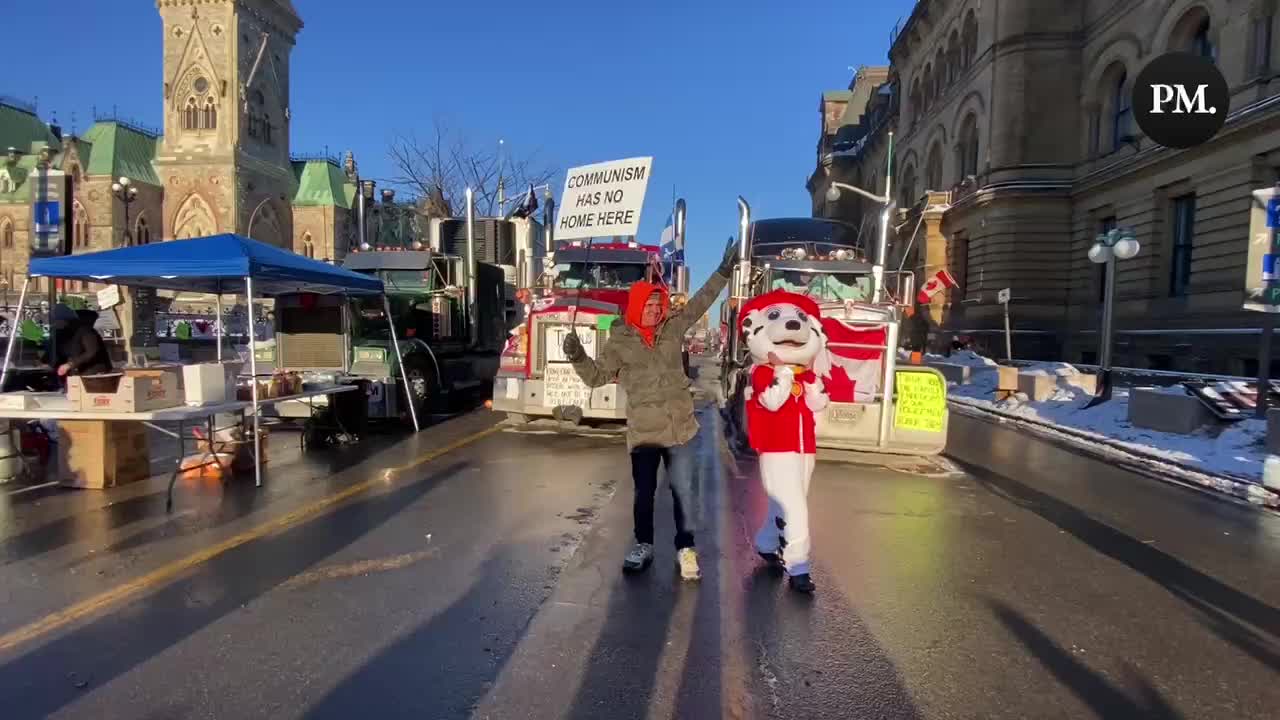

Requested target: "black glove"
[
  {"left": 718, "top": 236, "right": 740, "bottom": 274},
  {"left": 563, "top": 331, "right": 586, "bottom": 361}
]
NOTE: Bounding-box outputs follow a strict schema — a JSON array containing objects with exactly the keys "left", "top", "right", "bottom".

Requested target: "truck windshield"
[
  {"left": 380, "top": 270, "right": 434, "bottom": 292},
  {"left": 553, "top": 262, "right": 647, "bottom": 290},
  {"left": 769, "top": 270, "right": 873, "bottom": 302}
]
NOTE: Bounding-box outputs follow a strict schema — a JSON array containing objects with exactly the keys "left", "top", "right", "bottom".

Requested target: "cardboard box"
[
  {"left": 183, "top": 362, "right": 241, "bottom": 405},
  {"left": 68, "top": 369, "right": 181, "bottom": 413},
  {"left": 58, "top": 420, "right": 150, "bottom": 488}
]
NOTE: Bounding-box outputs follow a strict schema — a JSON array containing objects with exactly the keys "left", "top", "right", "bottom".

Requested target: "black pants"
[{"left": 631, "top": 446, "right": 694, "bottom": 549}]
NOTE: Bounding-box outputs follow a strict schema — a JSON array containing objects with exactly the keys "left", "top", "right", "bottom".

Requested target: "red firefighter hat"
[{"left": 738, "top": 290, "right": 822, "bottom": 333}]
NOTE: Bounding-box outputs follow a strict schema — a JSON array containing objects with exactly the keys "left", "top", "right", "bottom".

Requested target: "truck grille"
[
  {"left": 277, "top": 306, "right": 344, "bottom": 369},
  {"left": 533, "top": 319, "right": 606, "bottom": 377}
]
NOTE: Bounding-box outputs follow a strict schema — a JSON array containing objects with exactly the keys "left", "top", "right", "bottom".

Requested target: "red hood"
[{"left": 624, "top": 281, "right": 669, "bottom": 347}]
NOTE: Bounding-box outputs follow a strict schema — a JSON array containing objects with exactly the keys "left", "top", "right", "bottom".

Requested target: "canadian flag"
[{"left": 916, "top": 269, "right": 958, "bottom": 304}]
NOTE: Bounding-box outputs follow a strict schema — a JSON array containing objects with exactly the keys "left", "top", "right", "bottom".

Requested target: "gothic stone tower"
[{"left": 154, "top": 0, "right": 301, "bottom": 246}]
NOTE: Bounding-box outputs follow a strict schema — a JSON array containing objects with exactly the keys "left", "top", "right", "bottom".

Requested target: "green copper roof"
[
  {"left": 0, "top": 152, "right": 37, "bottom": 204},
  {"left": 80, "top": 122, "right": 160, "bottom": 186},
  {"left": 0, "top": 100, "right": 60, "bottom": 155},
  {"left": 292, "top": 159, "right": 352, "bottom": 208}
]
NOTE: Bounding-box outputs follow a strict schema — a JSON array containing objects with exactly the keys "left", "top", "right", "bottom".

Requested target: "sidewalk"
[{"left": 930, "top": 351, "right": 1280, "bottom": 510}]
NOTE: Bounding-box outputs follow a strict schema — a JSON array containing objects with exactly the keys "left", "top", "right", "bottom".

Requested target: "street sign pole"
[{"left": 997, "top": 288, "right": 1012, "bottom": 361}]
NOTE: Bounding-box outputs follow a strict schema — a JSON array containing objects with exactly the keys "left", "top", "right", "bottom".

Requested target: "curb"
[{"left": 948, "top": 398, "right": 1280, "bottom": 512}]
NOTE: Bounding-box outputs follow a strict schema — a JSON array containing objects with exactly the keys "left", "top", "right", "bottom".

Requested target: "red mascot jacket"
[{"left": 747, "top": 364, "right": 818, "bottom": 455}]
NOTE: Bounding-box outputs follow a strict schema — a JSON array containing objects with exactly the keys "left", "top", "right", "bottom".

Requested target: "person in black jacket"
[{"left": 52, "top": 305, "right": 112, "bottom": 377}]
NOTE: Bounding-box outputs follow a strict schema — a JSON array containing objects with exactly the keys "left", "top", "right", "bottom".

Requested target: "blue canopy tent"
[
  {"left": 1, "top": 235, "right": 418, "bottom": 489},
  {"left": 23, "top": 233, "right": 383, "bottom": 296}
]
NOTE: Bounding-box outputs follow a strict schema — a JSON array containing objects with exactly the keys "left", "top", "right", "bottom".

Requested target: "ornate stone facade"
[
  {"left": 0, "top": 0, "right": 356, "bottom": 306},
  {"left": 811, "top": 0, "right": 1280, "bottom": 373}
]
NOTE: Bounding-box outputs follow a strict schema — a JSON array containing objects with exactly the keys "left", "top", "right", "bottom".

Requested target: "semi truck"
[
  {"left": 719, "top": 198, "right": 949, "bottom": 456},
  {"left": 491, "top": 200, "right": 691, "bottom": 423},
  {"left": 269, "top": 186, "right": 546, "bottom": 429}
]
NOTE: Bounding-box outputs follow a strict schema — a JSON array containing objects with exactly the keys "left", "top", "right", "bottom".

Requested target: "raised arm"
[{"left": 667, "top": 238, "right": 738, "bottom": 336}]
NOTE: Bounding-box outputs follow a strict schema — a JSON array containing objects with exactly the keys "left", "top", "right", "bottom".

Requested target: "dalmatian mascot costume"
[{"left": 739, "top": 290, "right": 829, "bottom": 593}]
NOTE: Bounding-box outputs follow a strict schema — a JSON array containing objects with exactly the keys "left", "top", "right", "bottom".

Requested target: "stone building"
[
  {"left": 0, "top": 0, "right": 357, "bottom": 304},
  {"left": 807, "top": 66, "right": 896, "bottom": 250},
  {"left": 811, "top": 0, "right": 1280, "bottom": 375}
]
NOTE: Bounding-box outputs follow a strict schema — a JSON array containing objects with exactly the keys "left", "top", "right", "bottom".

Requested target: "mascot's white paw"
[{"left": 804, "top": 379, "right": 830, "bottom": 411}]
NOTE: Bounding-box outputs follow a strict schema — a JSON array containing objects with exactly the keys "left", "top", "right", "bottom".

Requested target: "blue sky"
[{"left": 6, "top": 0, "right": 913, "bottom": 303}]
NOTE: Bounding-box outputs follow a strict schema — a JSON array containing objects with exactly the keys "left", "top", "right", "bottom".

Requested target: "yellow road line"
[
  {"left": 0, "top": 424, "right": 500, "bottom": 655},
  {"left": 278, "top": 548, "right": 442, "bottom": 591}
]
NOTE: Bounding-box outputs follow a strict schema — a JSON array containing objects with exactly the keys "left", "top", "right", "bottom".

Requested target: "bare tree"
[{"left": 387, "top": 117, "right": 557, "bottom": 218}]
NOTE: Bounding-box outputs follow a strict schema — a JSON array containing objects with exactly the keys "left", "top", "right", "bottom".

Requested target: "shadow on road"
[
  {"left": 728, "top": 447, "right": 921, "bottom": 719},
  {"left": 302, "top": 544, "right": 536, "bottom": 719},
  {"left": 564, "top": 406, "right": 725, "bottom": 720},
  {"left": 969, "top": 466, "right": 1280, "bottom": 672},
  {"left": 0, "top": 489, "right": 170, "bottom": 565},
  {"left": 672, "top": 419, "right": 724, "bottom": 719},
  {"left": 988, "top": 598, "right": 1183, "bottom": 719},
  {"left": 563, "top": 565, "right": 682, "bottom": 720},
  {"left": 0, "top": 461, "right": 470, "bottom": 719}
]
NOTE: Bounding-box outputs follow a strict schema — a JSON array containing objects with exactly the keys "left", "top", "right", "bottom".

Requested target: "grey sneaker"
[
  {"left": 677, "top": 548, "right": 701, "bottom": 581},
  {"left": 623, "top": 542, "right": 654, "bottom": 572}
]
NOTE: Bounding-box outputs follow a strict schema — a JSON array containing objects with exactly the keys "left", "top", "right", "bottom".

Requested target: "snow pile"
[
  {"left": 939, "top": 353, "right": 1278, "bottom": 506},
  {"left": 926, "top": 351, "right": 997, "bottom": 369}
]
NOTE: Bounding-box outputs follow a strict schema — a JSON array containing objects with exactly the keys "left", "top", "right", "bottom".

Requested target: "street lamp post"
[
  {"left": 823, "top": 132, "right": 895, "bottom": 303},
  {"left": 1085, "top": 226, "right": 1140, "bottom": 406},
  {"left": 110, "top": 176, "right": 138, "bottom": 247}
]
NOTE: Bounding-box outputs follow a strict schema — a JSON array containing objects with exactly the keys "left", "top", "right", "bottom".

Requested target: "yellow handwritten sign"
[{"left": 894, "top": 371, "right": 946, "bottom": 433}]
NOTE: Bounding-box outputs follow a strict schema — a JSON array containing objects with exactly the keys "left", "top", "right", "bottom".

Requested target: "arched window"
[
  {"left": 948, "top": 30, "right": 961, "bottom": 80},
  {"left": 910, "top": 79, "right": 923, "bottom": 126},
  {"left": 935, "top": 49, "right": 947, "bottom": 92},
  {"left": 183, "top": 97, "right": 199, "bottom": 131},
  {"left": 1169, "top": 7, "right": 1216, "bottom": 60},
  {"left": 1193, "top": 17, "right": 1215, "bottom": 58},
  {"left": 922, "top": 64, "right": 934, "bottom": 108},
  {"left": 956, "top": 114, "right": 980, "bottom": 178},
  {"left": 1112, "top": 70, "right": 1133, "bottom": 151},
  {"left": 135, "top": 215, "right": 151, "bottom": 245},
  {"left": 263, "top": 114, "right": 272, "bottom": 145},
  {"left": 926, "top": 143, "right": 944, "bottom": 191},
  {"left": 72, "top": 202, "right": 88, "bottom": 250},
  {"left": 203, "top": 97, "right": 217, "bottom": 130},
  {"left": 302, "top": 233, "right": 314, "bottom": 258},
  {"left": 962, "top": 11, "right": 978, "bottom": 67},
  {"left": 899, "top": 166, "right": 917, "bottom": 207},
  {"left": 0, "top": 218, "right": 12, "bottom": 249}
]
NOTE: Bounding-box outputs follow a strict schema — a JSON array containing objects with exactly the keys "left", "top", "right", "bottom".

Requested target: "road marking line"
[
  {"left": 6, "top": 481, "right": 58, "bottom": 496},
  {"left": 0, "top": 424, "right": 499, "bottom": 655},
  {"left": 278, "top": 548, "right": 441, "bottom": 590}
]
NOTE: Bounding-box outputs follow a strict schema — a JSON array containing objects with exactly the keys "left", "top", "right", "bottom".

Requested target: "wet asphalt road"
[{"left": 0, "top": 357, "right": 1277, "bottom": 719}]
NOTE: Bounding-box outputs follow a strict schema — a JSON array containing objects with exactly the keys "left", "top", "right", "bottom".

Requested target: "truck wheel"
[{"left": 398, "top": 358, "right": 438, "bottom": 430}]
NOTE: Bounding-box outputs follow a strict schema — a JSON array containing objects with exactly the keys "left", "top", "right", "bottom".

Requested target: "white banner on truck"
[{"left": 555, "top": 157, "right": 653, "bottom": 241}]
